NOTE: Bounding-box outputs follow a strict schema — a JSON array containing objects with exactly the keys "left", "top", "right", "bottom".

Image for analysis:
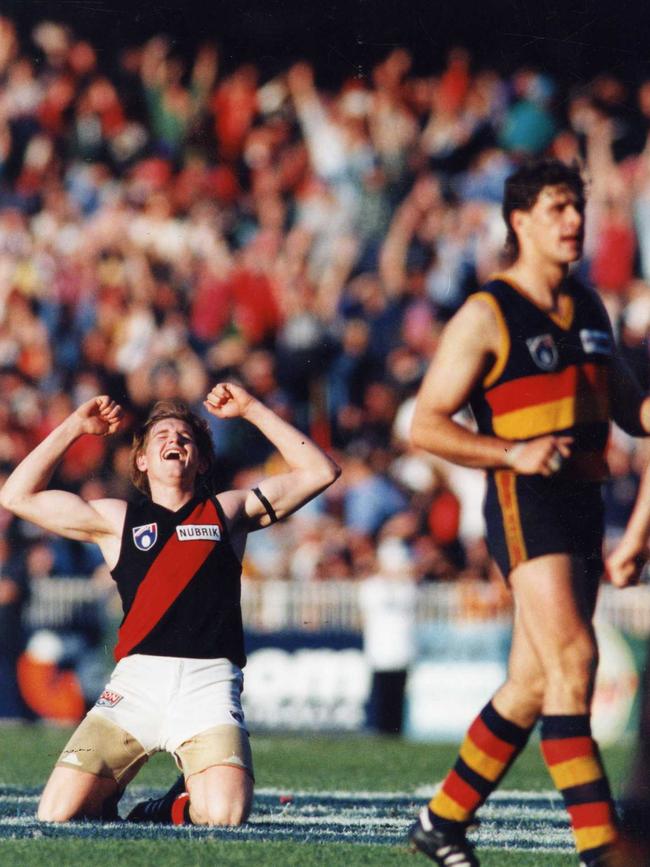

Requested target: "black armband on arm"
[{"left": 252, "top": 486, "right": 278, "bottom": 523}]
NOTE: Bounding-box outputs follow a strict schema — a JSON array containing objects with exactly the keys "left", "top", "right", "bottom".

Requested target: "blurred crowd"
[{"left": 1, "top": 11, "right": 650, "bottom": 647}]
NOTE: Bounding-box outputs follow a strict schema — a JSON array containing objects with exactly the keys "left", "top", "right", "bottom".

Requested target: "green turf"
[
  {"left": 0, "top": 723, "right": 634, "bottom": 792},
  {"left": 0, "top": 839, "right": 578, "bottom": 866},
  {"left": 0, "top": 723, "right": 634, "bottom": 866}
]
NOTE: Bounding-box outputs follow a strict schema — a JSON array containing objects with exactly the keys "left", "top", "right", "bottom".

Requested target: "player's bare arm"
[
  {"left": 204, "top": 382, "right": 341, "bottom": 532},
  {"left": 410, "top": 297, "right": 572, "bottom": 475},
  {"left": 607, "top": 460, "right": 650, "bottom": 588},
  {"left": 588, "top": 286, "right": 650, "bottom": 436},
  {"left": 0, "top": 396, "right": 126, "bottom": 564},
  {"left": 609, "top": 354, "right": 650, "bottom": 436}
]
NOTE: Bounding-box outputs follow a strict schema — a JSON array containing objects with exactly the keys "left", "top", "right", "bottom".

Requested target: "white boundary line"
[{"left": 0, "top": 787, "right": 575, "bottom": 852}]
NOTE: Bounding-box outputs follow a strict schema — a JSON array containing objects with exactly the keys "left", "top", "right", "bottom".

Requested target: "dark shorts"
[{"left": 484, "top": 471, "right": 604, "bottom": 581}]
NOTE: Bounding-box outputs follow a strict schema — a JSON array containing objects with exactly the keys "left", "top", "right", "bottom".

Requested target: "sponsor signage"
[
  {"left": 580, "top": 329, "right": 612, "bottom": 355},
  {"left": 95, "top": 689, "right": 124, "bottom": 708}
]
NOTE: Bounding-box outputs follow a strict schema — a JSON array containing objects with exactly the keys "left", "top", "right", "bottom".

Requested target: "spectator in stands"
[
  {"left": 359, "top": 536, "right": 418, "bottom": 734},
  {"left": 341, "top": 446, "right": 409, "bottom": 538},
  {"left": 0, "top": 536, "right": 30, "bottom": 719},
  {"left": 22, "top": 540, "right": 106, "bottom": 708}
]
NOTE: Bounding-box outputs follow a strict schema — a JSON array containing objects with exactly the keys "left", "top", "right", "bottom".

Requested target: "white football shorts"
[{"left": 88, "top": 654, "right": 248, "bottom": 756}]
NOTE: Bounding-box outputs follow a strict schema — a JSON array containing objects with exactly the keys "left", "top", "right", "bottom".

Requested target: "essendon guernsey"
[
  {"left": 469, "top": 275, "right": 613, "bottom": 480},
  {"left": 111, "top": 494, "right": 245, "bottom": 666}
]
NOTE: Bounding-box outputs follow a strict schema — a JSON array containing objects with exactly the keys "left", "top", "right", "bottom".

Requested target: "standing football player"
[{"left": 407, "top": 159, "right": 650, "bottom": 867}]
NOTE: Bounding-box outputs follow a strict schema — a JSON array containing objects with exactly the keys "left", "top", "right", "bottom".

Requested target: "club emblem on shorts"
[
  {"left": 95, "top": 689, "right": 123, "bottom": 708},
  {"left": 526, "top": 334, "right": 558, "bottom": 371},
  {"left": 133, "top": 522, "right": 158, "bottom": 551}
]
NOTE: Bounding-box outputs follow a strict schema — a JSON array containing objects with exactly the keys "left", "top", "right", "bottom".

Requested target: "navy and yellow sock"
[
  {"left": 540, "top": 714, "right": 618, "bottom": 865},
  {"left": 429, "top": 701, "right": 532, "bottom": 826}
]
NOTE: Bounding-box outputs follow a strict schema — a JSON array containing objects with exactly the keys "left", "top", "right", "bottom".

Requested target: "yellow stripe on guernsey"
[
  {"left": 492, "top": 393, "right": 607, "bottom": 440},
  {"left": 493, "top": 397, "right": 576, "bottom": 439},
  {"left": 574, "top": 825, "right": 618, "bottom": 853},
  {"left": 486, "top": 363, "right": 610, "bottom": 441},
  {"left": 472, "top": 292, "right": 511, "bottom": 388},
  {"left": 459, "top": 736, "right": 506, "bottom": 783},
  {"left": 546, "top": 755, "right": 605, "bottom": 791}
]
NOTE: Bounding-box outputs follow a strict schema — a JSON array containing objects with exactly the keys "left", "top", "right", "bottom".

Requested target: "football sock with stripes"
[
  {"left": 428, "top": 701, "right": 533, "bottom": 827},
  {"left": 540, "top": 714, "right": 618, "bottom": 866}
]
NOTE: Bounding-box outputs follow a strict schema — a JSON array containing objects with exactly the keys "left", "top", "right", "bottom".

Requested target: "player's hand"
[
  {"left": 504, "top": 435, "right": 573, "bottom": 476},
  {"left": 606, "top": 535, "right": 648, "bottom": 588},
  {"left": 204, "top": 382, "right": 254, "bottom": 419},
  {"left": 74, "top": 396, "right": 123, "bottom": 437}
]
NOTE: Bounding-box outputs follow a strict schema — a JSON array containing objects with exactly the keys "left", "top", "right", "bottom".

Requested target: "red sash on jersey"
[{"left": 114, "top": 499, "right": 221, "bottom": 661}]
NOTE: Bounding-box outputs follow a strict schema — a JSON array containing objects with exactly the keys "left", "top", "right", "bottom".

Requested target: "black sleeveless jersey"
[
  {"left": 110, "top": 494, "right": 246, "bottom": 667},
  {"left": 468, "top": 275, "right": 613, "bottom": 480}
]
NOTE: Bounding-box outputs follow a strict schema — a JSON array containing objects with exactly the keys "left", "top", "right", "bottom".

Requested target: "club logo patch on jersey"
[
  {"left": 526, "top": 334, "right": 558, "bottom": 371},
  {"left": 95, "top": 689, "right": 123, "bottom": 708},
  {"left": 175, "top": 524, "right": 221, "bottom": 542},
  {"left": 580, "top": 329, "right": 612, "bottom": 355},
  {"left": 133, "top": 522, "right": 158, "bottom": 551}
]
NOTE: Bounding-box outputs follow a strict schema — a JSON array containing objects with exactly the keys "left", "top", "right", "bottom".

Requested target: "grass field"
[{"left": 0, "top": 723, "right": 635, "bottom": 866}]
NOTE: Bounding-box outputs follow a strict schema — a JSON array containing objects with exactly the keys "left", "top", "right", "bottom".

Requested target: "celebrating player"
[
  {"left": 407, "top": 159, "right": 650, "bottom": 867},
  {"left": 0, "top": 382, "right": 340, "bottom": 825}
]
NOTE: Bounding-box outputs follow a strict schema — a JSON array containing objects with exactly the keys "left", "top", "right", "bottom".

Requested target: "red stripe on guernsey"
[
  {"left": 114, "top": 500, "right": 220, "bottom": 661},
  {"left": 486, "top": 363, "right": 606, "bottom": 415},
  {"left": 468, "top": 716, "right": 518, "bottom": 763},
  {"left": 568, "top": 802, "right": 614, "bottom": 830},
  {"left": 442, "top": 770, "right": 482, "bottom": 812},
  {"left": 540, "top": 736, "right": 594, "bottom": 766}
]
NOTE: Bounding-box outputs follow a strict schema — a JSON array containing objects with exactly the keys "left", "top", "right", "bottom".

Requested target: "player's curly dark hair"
[
  {"left": 502, "top": 159, "right": 586, "bottom": 262},
  {"left": 130, "top": 400, "right": 216, "bottom": 496}
]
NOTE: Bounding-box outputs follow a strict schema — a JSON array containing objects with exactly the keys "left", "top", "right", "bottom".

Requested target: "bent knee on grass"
[
  {"left": 37, "top": 766, "right": 118, "bottom": 823},
  {"left": 185, "top": 762, "right": 253, "bottom": 826},
  {"left": 189, "top": 797, "right": 250, "bottom": 826},
  {"left": 37, "top": 801, "right": 73, "bottom": 823},
  {"left": 37, "top": 792, "right": 106, "bottom": 823}
]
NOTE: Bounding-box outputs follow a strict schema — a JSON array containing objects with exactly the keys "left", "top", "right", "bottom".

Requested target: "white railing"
[
  {"left": 596, "top": 584, "right": 650, "bottom": 637},
  {"left": 22, "top": 577, "right": 650, "bottom": 638},
  {"left": 23, "top": 578, "right": 116, "bottom": 629}
]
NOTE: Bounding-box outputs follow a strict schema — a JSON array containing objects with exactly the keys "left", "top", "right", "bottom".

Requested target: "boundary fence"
[{"left": 22, "top": 578, "right": 650, "bottom": 636}]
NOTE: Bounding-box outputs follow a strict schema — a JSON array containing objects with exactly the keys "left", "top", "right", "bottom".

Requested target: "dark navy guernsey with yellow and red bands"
[
  {"left": 470, "top": 275, "right": 613, "bottom": 577},
  {"left": 111, "top": 494, "right": 245, "bottom": 667}
]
